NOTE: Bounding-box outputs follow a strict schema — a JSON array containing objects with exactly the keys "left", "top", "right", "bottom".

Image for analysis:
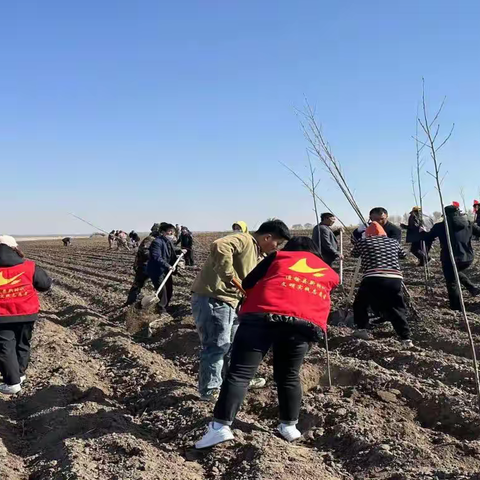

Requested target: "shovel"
[{"left": 141, "top": 253, "right": 185, "bottom": 308}]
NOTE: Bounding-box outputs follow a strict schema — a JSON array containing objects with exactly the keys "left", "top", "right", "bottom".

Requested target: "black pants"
[
  {"left": 153, "top": 274, "right": 173, "bottom": 313},
  {"left": 353, "top": 277, "right": 410, "bottom": 340},
  {"left": 0, "top": 322, "right": 34, "bottom": 385},
  {"left": 410, "top": 241, "right": 431, "bottom": 266},
  {"left": 184, "top": 249, "right": 194, "bottom": 266},
  {"left": 126, "top": 269, "right": 149, "bottom": 305},
  {"left": 441, "top": 260, "right": 477, "bottom": 310},
  {"left": 213, "top": 320, "right": 309, "bottom": 426}
]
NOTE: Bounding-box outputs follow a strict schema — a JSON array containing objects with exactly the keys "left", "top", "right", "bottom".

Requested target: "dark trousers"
[
  {"left": 441, "top": 260, "right": 477, "bottom": 310},
  {"left": 153, "top": 274, "right": 173, "bottom": 313},
  {"left": 0, "top": 322, "right": 34, "bottom": 385},
  {"left": 410, "top": 241, "right": 431, "bottom": 266},
  {"left": 126, "top": 269, "right": 149, "bottom": 305},
  {"left": 184, "top": 249, "right": 194, "bottom": 266},
  {"left": 213, "top": 320, "right": 309, "bottom": 426},
  {"left": 353, "top": 277, "right": 410, "bottom": 340}
]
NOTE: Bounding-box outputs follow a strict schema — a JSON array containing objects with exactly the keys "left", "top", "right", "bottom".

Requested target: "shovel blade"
[{"left": 141, "top": 295, "right": 159, "bottom": 309}]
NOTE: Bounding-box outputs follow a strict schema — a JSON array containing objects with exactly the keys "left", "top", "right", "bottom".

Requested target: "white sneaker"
[
  {"left": 402, "top": 339, "right": 414, "bottom": 349},
  {"left": 20, "top": 376, "right": 26, "bottom": 384},
  {"left": 0, "top": 383, "right": 21, "bottom": 395},
  {"left": 195, "top": 422, "right": 234, "bottom": 449},
  {"left": 249, "top": 377, "right": 266, "bottom": 389},
  {"left": 353, "top": 329, "right": 370, "bottom": 340},
  {"left": 277, "top": 423, "right": 302, "bottom": 442}
]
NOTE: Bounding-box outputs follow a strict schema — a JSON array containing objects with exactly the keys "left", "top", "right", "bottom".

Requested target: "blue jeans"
[{"left": 192, "top": 294, "right": 238, "bottom": 396}]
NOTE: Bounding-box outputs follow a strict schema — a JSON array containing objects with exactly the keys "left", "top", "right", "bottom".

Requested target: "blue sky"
[{"left": 2, "top": 0, "right": 480, "bottom": 234}]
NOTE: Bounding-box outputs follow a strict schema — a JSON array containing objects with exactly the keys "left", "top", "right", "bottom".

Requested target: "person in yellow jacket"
[
  {"left": 232, "top": 221, "right": 248, "bottom": 233},
  {"left": 192, "top": 220, "right": 291, "bottom": 402}
]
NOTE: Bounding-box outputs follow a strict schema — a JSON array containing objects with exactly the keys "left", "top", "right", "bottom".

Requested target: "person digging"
[
  {"left": 195, "top": 236, "right": 339, "bottom": 448},
  {"left": 421, "top": 204, "right": 480, "bottom": 311},
  {"left": 191, "top": 219, "right": 291, "bottom": 403},
  {"left": 351, "top": 222, "right": 413, "bottom": 348}
]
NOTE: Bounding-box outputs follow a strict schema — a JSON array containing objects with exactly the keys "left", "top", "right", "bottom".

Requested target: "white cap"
[{"left": 0, "top": 235, "right": 18, "bottom": 248}]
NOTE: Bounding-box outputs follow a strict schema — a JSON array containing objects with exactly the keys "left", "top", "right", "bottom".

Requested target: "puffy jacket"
[
  {"left": 0, "top": 244, "right": 52, "bottom": 323},
  {"left": 422, "top": 209, "right": 480, "bottom": 264}
]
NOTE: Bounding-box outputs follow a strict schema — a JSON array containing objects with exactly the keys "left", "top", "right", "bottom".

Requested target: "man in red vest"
[{"left": 0, "top": 235, "right": 52, "bottom": 395}]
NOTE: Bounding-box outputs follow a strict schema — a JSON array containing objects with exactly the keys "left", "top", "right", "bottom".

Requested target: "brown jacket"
[{"left": 191, "top": 233, "right": 262, "bottom": 308}]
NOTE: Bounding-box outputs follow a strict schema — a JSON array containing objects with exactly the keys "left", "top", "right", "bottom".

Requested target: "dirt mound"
[{"left": 1, "top": 236, "right": 480, "bottom": 479}]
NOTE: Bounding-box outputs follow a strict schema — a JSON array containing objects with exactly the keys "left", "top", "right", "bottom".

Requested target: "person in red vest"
[
  {"left": 0, "top": 235, "right": 52, "bottom": 395},
  {"left": 195, "top": 236, "right": 339, "bottom": 449}
]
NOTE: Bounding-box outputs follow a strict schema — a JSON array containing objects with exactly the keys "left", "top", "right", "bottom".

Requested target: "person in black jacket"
[
  {"left": 176, "top": 227, "right": 194, "bottom": 266},
  {"left": 0, "top": 236, "right": 52, "bottom": 395},
  {"left": 422, "top": 205, "right": 480, "bottom": 310},
  {"left": 406, "top": 207, "right": 432, "bottom": 266},
  {"left": 352, "top": 207, "right": 402, "bottom": 244},
  {"left": 312, "top": 213, "right": 343, "bottom": 266},
  {"left": 147, "top": 223, "right": 178, "bottom": 313},
  {"left": 125, "top": 224, "right": 160, "bottom": 306}
]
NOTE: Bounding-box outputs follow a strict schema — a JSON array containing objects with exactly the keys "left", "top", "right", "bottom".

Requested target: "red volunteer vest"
[
  {"left": 0, "top": 261, "right": 40, "bottom": 317},
  {"left": 240, "top": 251, "right": 339, "bottom": 332}
]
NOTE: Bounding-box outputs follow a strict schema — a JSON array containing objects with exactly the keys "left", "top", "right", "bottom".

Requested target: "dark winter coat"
[
  {"left": 0, "top": 245, "right": 52, "bottom": 323},
  {"left": 422, "top": 209, "right": 480, "bottom": 264},
  {"left": 406, "top": 213, "right": 421, "bottom": 244},
  {"left": 177, "top": 233, "right": 193, "bottom": 250},
  {"left": 312, "top": 224, "right": 340, "bottom": 266},
  {"left": 352, "top": 221, "right": 402, "bottom": 244},
  {"left": 147, "top": 236, "right": 177, "bottom": 282}
]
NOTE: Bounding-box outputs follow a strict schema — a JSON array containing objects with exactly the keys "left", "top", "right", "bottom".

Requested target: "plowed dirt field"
[{"left": 2, "top": 234, "right": 480, "bottom": 480}]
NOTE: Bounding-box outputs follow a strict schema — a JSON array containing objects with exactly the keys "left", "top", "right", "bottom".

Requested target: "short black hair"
[
  {"left": 283, "top": 236, "right": 322, "bottom": 259},
  {"left": 256, "top": 219, "right": 291, "bottom": 241},
  {"left": 321, "top": 212, "right": 335, "bottom": 222},
  {"left": 370, "top": 207, "right": 388, "bottom": 217},
  {"left": 160, "top": 223, "right": 175, "bottom": 233}
]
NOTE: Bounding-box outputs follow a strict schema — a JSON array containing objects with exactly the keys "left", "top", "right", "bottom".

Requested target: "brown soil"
[{"left": 1, "top": 235, "right": 480, "bottom": 479}]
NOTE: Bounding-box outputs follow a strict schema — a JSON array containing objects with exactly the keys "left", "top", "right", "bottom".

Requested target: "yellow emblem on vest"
[
  {"left": 0, "top": 272, "right": 25, "bottom": 287},
  {"left": 288, "top": 258, "right": 327, "bottom": 277}
]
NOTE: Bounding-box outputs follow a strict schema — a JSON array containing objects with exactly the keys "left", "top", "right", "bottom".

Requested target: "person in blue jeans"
[{"left": 191, "top": 220, "right": 291, "bottom": 402}]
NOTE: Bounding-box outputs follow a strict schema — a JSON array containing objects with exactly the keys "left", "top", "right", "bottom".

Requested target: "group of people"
[
  {"left": 108, "top": 230, "right": 132, "bottom": 251},
  {"left": 193, "top": 204, "right": 480, "bottom": 449},
  {"left": 2, "top": 204, "right": 480, "bottom": 451},
  {"left": 125, "top": 223, "right": 194, "bottom": 308}
]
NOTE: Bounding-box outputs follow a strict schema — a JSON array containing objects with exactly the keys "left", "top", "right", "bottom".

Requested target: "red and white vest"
[
  {"left": 240, "top": 251, "right": 339, "bottom": 332},
  {"left": 0, "top": 261, "right": 40, "bottom": 317}
]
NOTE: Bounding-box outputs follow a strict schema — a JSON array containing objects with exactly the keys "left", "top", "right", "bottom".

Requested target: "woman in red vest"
[
  {"left": 196, "top": 236, "right": 339, "bottom": 449},
  {"left": 0, "top": 236, "right": 52, "bottom": 395}
]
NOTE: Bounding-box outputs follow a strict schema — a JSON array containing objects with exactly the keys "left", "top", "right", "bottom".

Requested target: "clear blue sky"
[{"left": 2, "top": 0, "right": 480, "bottom": 234}]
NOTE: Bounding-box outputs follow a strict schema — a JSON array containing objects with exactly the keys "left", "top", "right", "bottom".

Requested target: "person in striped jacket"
[{"left": 351, "top": 221, "right": 413, "bottom": 348}]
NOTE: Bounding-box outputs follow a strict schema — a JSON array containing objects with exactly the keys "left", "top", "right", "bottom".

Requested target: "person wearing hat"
[
  {"left": 0, "top": 236, "right": 52, "bottom": 395},
  {"left": 351, "top": 222, "right": 412, "bottom": 348},
  {"left": 232, "top": 221, "right": 248, "bottom": 234},
  {"left": 125, "top": 224, "right": 160, "bottom": 306},
  {"left": 422, "top": 205, "right": 480, "bottom": 310}
]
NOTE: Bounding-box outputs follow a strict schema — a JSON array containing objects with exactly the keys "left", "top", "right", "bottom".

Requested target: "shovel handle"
[
  {"left": 232, "top": 278, "right": 246, "bottom": 296},
  {"left": 153, "top": 252, "right": 184, "bottom": 299}
]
